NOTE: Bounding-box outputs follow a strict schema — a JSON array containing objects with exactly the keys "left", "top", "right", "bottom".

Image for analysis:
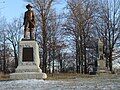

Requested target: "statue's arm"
[
  {"left": 32, "top": 11, "right": 36, "bottom": 24},
  {"left": 23, "top": 12, "right": 26, "bottom": 25}
]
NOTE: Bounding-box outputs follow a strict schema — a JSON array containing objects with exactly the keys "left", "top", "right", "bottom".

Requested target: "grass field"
[
  {"left": 46, "top": 73, "right": 120, "bottom": 81},
  {"left": 0, "top": 72, "right": 119, "bottom": 81}
]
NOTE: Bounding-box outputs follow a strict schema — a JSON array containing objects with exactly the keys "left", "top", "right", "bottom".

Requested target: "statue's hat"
[{"left": 26, "top": 4, "right": 32, "bottom": 9}]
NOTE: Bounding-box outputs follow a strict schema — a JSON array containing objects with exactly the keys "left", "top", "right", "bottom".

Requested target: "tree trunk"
[
  {"left": 109, "top": 50, "right": 112, "bottom": 72},
  {"left": 80, "top": 34, "right": 83, "bottom": 74},
  {"left": 48, "top": 51, "right": 51, "bottom": 73},
  {"left": 42, "top": 13, "right": 47, "bottom": 73},
  {"left": 14, "top": 53, "right": 18, "bottom": 68},
  {"left": 42, "top": 28, "right": 47, "bottom": 73},
  {"left": 83, "top": 40, "right": 87, "bottom": 74},
  {"left": 42, "top": 42, "right": 47, "bottom": 73},
  {"left": 52, "top": 48, "right": 55, "bottom": 73},
  {"left": 12, "top": 44, "right": 18, "bottom": 68},
  {"left": 76, "top": 38, "right": 80, "bottom": 73},
  {"left": 59, "top": 53, "right": 63, "bottom": 73}
]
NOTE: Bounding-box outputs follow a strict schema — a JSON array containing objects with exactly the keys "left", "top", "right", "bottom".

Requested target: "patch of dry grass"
[
  {"left": 46, "top": 73, "right": 120, "bottom": 80},
  {"left": 46, "top": 73, "right": 80, "bottom": 80},
  {"left": 0, "top": 72, "right": 10, "bottom": 81},
  {"left": 0, "top": 72, "right": 119, "bottom": 81},
  {"left": 46, "top": 73, "right": 98, "bottom": 80}
]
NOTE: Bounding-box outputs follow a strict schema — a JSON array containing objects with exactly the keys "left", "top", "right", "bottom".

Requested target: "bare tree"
[
  {"left": 64, "top": 0, "right": 98, "bottom": 74},
  {"left": 0, "top": 16, "right": 15, "bottom": 73},
  {"left": 40, "top": 7, "right": 66, "bottom": 73},
  {"left": 97, "top": 0, "right": 120, "bottom": 72},
  {"left": 6, "top": 18, "right": 23, "bottom": 68}
]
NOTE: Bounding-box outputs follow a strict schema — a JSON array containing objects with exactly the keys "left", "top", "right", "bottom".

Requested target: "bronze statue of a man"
[{"left": 23, "top": 4, "right": 36, "bottom": 39}]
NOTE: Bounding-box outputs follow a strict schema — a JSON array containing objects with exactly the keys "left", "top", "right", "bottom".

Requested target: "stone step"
[
  {"left": 10, "top": 72, "right": 47, "bottom": 80},
  {"left": 15, "top": 65, "right": 42, "bottom": 73}
]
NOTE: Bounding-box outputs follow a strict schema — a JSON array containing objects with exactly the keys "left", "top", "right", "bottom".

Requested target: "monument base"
[
  {"left": 98, "top": 60, "right": 108, "bottom": 73},
  {"left": 10, "top": 72, "right": 47, "bottom": 80},
  {"left": 10, "top": 65, "right": 47, "bottom": 80},
  {"left": 10, "top": 40, "right": 47, "bottom": 80}
]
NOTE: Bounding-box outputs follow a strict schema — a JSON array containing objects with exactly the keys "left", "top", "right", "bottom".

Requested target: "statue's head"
[{"left": 26, "top": 4, "right": 32, "bottom": 10}]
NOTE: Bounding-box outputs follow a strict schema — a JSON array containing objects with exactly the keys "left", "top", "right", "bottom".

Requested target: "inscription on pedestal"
[{"left": 22, "top": 47, "right": 33, "bottom": 62}]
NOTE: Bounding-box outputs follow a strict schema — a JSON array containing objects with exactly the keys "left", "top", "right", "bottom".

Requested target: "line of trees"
[{"left": 0, "top": 0, "right": 120, "bottom": 74}]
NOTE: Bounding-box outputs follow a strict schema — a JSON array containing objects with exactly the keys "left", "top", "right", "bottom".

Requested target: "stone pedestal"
[
  {"left": 98, "top": 60, "right": 106, "bottom": 73},
  {"left": 10, "top": 40, "right": 47, "bottom": 80},
  {"left": 97, "top": 39, "right": 107, "bottom": 73}
]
